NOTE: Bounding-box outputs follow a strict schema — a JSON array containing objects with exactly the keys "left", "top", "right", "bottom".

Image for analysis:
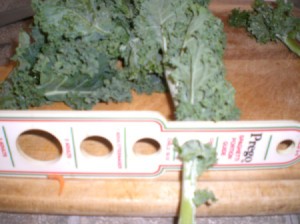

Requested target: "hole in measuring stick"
[
  {"left": 17, "top": 129, "right": 62, "bottom": 162},
  {"left": 81, "top": 136, "right": 113, "bottom": 157},
  {"left": 133, "top": 138, "right": 160, "bottom": 155},
  {"left": 276, "top": 140, "right": 296, "bottom": 155}
]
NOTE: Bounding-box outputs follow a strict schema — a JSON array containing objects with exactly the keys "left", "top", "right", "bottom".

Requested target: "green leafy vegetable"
[
  {"left": 173, "top": 138, "right": 217, "bottom": 224},
  {"left": 228, "top": 0, "right": 300, "bottom": 56},
  {"left": 0, "top": 0, "right": 239, "bottom": 119},
  {"left": 132, "top": 0, "right": 239, "bottom": 121},
  {"left": 169, "top": 6, "right": 239, "bottom": 121},
  {"left": 0, "top": 0, "right": 166, "bottom": 109}
]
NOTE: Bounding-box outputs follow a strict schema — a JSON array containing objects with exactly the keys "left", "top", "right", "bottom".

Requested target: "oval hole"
[
  {"left": 81, "top": 136, "right": 113, "bottom": 157},
  {"left": 276, "top": 140, "right": 296, "bottom": 155},
  {"left": 17, "top": 129, "right": 62, "bottom": 162},
  {"left": 133, "top": 138, "right": 160, "bottom": 155}
]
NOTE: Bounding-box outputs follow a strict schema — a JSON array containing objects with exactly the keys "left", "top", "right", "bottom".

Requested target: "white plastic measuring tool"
[{"left": 0, "top": 110, "right": 299, "bottom": 178}]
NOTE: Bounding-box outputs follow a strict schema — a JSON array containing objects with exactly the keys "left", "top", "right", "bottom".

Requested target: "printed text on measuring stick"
[
  {"left": 165, "top": 138, "right": 173, "bottom": 161},
  {"left": 65, "top": 139, "right": 72, "bottom": 159},
  {"left": 0, "top": 138, "right": 7, "bottom": 158},
  {"left": 242, "top": 133, "right": 262, "bottom": 163}
]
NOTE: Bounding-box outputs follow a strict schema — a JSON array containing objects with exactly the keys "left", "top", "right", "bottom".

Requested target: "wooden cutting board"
[{"left": 0, "top": 0, "right": 299, "bottom": 217}]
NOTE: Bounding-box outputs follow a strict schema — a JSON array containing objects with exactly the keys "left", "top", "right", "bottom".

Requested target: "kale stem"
[
  {"left": 279, "top": 33, "right": 300, "bottom": 57},
  {"left": 178, "top": 160, "right": 198, "bottom": 224}
]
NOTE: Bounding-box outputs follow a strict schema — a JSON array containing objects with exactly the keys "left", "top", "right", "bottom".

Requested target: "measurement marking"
[
  {"left": 264, "top": 135, "right": 273, "bottom": 160},
  {"left": 2, "top": 126, "right": 15, "bottom": 167},
  {"left": 70, "top": 127, "right": 78, "bottom": 168},
  {"left": 124, "top": 128, "right": 127, "bottom": 169}
]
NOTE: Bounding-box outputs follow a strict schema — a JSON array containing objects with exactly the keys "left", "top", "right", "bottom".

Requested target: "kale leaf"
[
  {"left": 0, "top": 0, "right": 166, "bottom": 109},
  {"left": 133, "top": 0, "right": 239, "bottom": 121},
  {"left": 169, "top": 6, "right": 239, "bottom": 121},
  {"left": 229, "top": 0, "right": 300, "bottom": 56}
]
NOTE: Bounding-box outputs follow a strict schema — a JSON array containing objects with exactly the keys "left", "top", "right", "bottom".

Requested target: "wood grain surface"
[{"left": 0, "top": 0, "right": 299, "bottom": 217}]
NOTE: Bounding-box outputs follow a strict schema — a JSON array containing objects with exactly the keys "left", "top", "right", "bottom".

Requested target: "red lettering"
[
  {"left": 166, "top": 152, "right": 170, "bottom": 160},
  {"left": 165, "top": 138, "right": 173, "bottom": 161},
  {"left": 0, "top": 138, "right": 7, "bottom": 157},
  {"left": 65, "top": 139, "right": 72, "bottom": 159},
  {"left": 221, "top": 141, "right": 228, "bottom": 156},
  {"left": 228, "top": 138, "right": 236, "bottom": 159},
  {"left": 235, "top": 135, "right": 244, "bottom": 161}
]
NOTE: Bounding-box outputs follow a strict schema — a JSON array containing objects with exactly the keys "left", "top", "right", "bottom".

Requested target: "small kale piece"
[
  {"left": 173, "top": 138, "right": 217, "bottom": 224},
  {"left": 229, "top": 0, "right": 300, "bottom": 56},
  {"left": 228, "top": 8, "right": 250, "bottom": 28}
]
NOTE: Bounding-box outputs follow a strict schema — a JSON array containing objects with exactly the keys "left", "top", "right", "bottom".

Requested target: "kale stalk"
[{"left": 174, "top": 139, "right": 217, "bottom": 224}]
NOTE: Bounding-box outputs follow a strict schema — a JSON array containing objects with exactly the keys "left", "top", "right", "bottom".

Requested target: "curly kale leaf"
[
  {"left": 193, "top": 189, "right": 217, "bottom": 207},
  {"left": 0, "top": 0, "right": 166, "bottom": 110},
  {"left": 120, "top": 0, "right": 184, "bottom": 80},
  {"left": 1, "top": 31, "right": 132, "bottom": 109},
  {"left": 229, "top": 0, "right": 300, "bottom": 56},
  {"left": 35, "top": 40, "right": 132, "bottom": 109},
  {"left": 170, "top": 5, "right": 239, "bottom": 121},
  {"left": 0, "top": 71, "right": 47, "bottom": 109},
  {"left": 228, "top": 8, "right": 250, "bottom": 28},
  {"left": 32, "top": 0, "right": 123, "bottom": 41},
  {"left": 0, "top": 30, "right": 47, "bottom": 109},
  {"left": 173, "top": 139, "right": 217, "bottom": 174},
  {"left": 130, "top": 1, "right": 239, "bottom": 121}
]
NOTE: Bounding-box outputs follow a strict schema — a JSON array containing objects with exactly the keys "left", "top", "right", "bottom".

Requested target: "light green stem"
[
  {"left": 178, "top": 160, "right": 198, "bottom": 224},
  {"left": 164, "top": 69, "right": 178, "bottom": 106},
  {"left": 278, "top": 33, "right": 300, "bottom": 57}
]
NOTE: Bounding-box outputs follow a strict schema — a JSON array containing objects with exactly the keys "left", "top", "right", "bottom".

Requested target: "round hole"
[
  {"left": 81, "top": 136, "right": 113, "bottom": 157},
  {"left": 17, "top": 129, "right": 62, "bottom": 162},
  {"left": 276, "top": 140, "right": 296, "bottom": 155},
  {"left": 133, "top": 138, "right": 160, "bottom": 155}
]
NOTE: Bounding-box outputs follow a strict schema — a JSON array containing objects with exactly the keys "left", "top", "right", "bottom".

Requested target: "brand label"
[{"left": 242, "top": 133, "right": 262, "bottom": 163}]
